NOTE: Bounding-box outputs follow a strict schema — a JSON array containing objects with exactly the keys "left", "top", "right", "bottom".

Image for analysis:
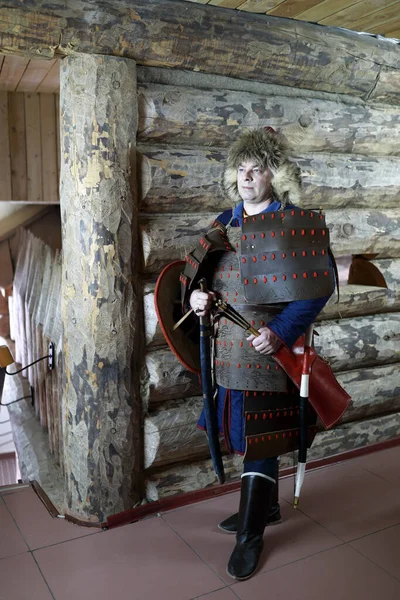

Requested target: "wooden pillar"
[{"left": 60, "top": 54, "right": 141, "bottom": 521}]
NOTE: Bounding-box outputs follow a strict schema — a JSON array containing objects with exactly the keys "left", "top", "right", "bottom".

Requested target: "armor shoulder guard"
[
  {"left": 180, "top": 219, "right": 234, "bottom": 306},
  {"left": 241, "top": 208, "right": 335, "bottom": 303}
]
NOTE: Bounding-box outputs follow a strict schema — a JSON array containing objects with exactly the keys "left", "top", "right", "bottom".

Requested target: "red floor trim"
[{"left": 104, "top": 435, "right": 400, "bottom": 530}]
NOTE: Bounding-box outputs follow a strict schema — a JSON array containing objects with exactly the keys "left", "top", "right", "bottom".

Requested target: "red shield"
[{"left": 154, "top": 261, "right": 200, "bottom": 374}]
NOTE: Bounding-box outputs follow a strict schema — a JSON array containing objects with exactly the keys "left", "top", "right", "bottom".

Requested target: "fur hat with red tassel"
[{"left": 223, "top": 127, "right": 302, "bottom": 208}]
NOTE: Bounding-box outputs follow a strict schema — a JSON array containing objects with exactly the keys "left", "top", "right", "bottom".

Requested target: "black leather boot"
[
  {"left": 219, "top": 462, "right": 280, "bottom": 534},
  {"left": 226, "top": 473, "right": 275, "bottom": 581}
]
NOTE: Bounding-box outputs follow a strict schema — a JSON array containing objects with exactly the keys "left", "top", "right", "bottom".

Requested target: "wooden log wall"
[
  {"left": 137, "top": 66, "right": 400, "bottom": 500},
  {"left": 9, "top": 228, "right": 63, "bottom": 466},
  {"left": 0, "top": 92, "right": 59, "bottom": 202}
]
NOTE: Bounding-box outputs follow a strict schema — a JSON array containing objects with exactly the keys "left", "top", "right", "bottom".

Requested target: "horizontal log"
[
  {"left": 143, "top": 313, "right": 400, "bottom": 403},
  {"left": 315, "top": 313, "right": 400, "bottom": 372},
  {"left": 145, "top": 412, "right": 400, "bottom": 500},
  {"left": 302, "top": 412, "right": 400, "bottom": 470},
  {"left": 138, "top": 148, "right": 400, "bottom": 213},
  {"left": 143, "top": 363, "right": 400, "bottom": 469},
  {"left": 336, "top": 364, "right": 400, "bottom": 424},
  {"left": 145, "top": 452, "right": 243, "bottom": 501},
  {"left": 138, "top": 84, "right": 400, "bottom": 156},
  {"left": 145, "top": 282, "right": 400, "bottom": 349},
  {"left": 3, "top": 1, "right": 400, "bottom": 103},
  {"left": 370, "top": 258, "right": 400, "bottom": 290},
  {"left": 144, "top": 397, "right": 206, "bottom": 469},
  {"left": 142, "top": 349, "right": 201, "bottom": 407},
  {"left": 141, "top": 209, "right": 400, "bottom": 275}
]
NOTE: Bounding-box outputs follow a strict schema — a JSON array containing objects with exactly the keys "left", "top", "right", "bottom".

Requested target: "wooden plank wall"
[
  {"left": 137, "top": 67, "right": 400, "bottom": 501},
  {"left": 9, "top": 228, "right": 63, "bottom": 467},
  {"left": 0, "top": 92, "right": 59, "bottom": 202}
]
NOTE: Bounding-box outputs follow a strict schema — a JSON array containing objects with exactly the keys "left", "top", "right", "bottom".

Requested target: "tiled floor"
[{"left": 1, "top": 445, "right": 400, "bottom": 599}]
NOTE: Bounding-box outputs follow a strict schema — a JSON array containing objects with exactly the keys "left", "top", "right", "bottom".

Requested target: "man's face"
[{"left": 237, "top": 160, "right": 272, "bottom": 205}]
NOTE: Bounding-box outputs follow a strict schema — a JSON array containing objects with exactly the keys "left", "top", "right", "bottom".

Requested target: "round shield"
[{"left": 154, "top": 261, "right": 200, "bottom": 374}]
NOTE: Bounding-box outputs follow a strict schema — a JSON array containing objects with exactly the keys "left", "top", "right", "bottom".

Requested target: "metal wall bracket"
[{"left": 48, "top": 342, "right": 55, "bottom": 371}]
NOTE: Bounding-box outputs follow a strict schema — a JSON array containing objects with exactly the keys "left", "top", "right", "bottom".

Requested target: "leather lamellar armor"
[
  {"left": 241, "top": 208, "right": 334, "bottom": 304},
  {"left": 210, "top": 225, "right": 317, "bottom": 461}
]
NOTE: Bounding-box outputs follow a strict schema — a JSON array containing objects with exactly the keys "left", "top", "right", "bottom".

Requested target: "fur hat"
[{"left": 223, "top": 127, "right": 302, "bottom": 207}]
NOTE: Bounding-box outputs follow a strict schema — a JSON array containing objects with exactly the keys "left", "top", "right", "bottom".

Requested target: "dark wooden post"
[{"left": 60, "top": 54, "right": 141, "bottom": 521}]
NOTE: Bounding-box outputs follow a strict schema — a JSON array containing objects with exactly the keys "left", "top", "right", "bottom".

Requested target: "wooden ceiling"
[
  {"left": 0, "top": 0, "right": 399, "bottom": 93},
  {"left": 193, "top": 0, "right": 400, "bottom": 38},
  {"left": 0, "top": 55, "right": 59, "bottom": 93}
]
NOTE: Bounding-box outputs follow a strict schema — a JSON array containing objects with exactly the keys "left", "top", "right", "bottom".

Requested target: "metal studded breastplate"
[
  {"left": 241, "top": 208, "right": 334, "bottom": 303},
  {"left": 211, "top": 227, "right": 288, "bottom": 393}
]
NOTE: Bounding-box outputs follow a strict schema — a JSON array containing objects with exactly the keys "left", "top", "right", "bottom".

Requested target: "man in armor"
[{"left": 185, "top": 127, "right": 335, "bottom": 580}]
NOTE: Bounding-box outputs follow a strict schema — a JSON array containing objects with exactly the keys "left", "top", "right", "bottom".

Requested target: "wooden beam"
[
  {"left": 145, "top": 412, "right": 400, "bottom": 499},
  {"left": 0, "top": 92, "right": 11, "bottom": 199},
  {"left": 143, "top": 363, "right": 400, "bottom": 469},
  {"left": 138, "top": 83, "right": 400, "bottom": 156},
  {"left": 138, "top": 146, "right": 400, "bottom": 214},
  {"left": 60, "top": 54, "right": 141, "bottom": 521},
  {"left": 143, "top": 312, "right": 400, "bottom": 405},
  {"left": 140, "top": 209, "right": 400, "bottom": 276},
  {"left": 1, "top": 1, "right": 400, "bottom": 103},
  {"left": 24, "top": 93, "right": 42, "bottom": 201},
  {"left": 144, "top": 281, "right": 400, "bottom": 350}
]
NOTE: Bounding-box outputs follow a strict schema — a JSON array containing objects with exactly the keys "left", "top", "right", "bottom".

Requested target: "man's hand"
[
  {"left": 247, "top": 327, "right": 282, "bottom": 355},
  {"left": 189, "top": 289, "right": 216, "bottom": 317}
]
